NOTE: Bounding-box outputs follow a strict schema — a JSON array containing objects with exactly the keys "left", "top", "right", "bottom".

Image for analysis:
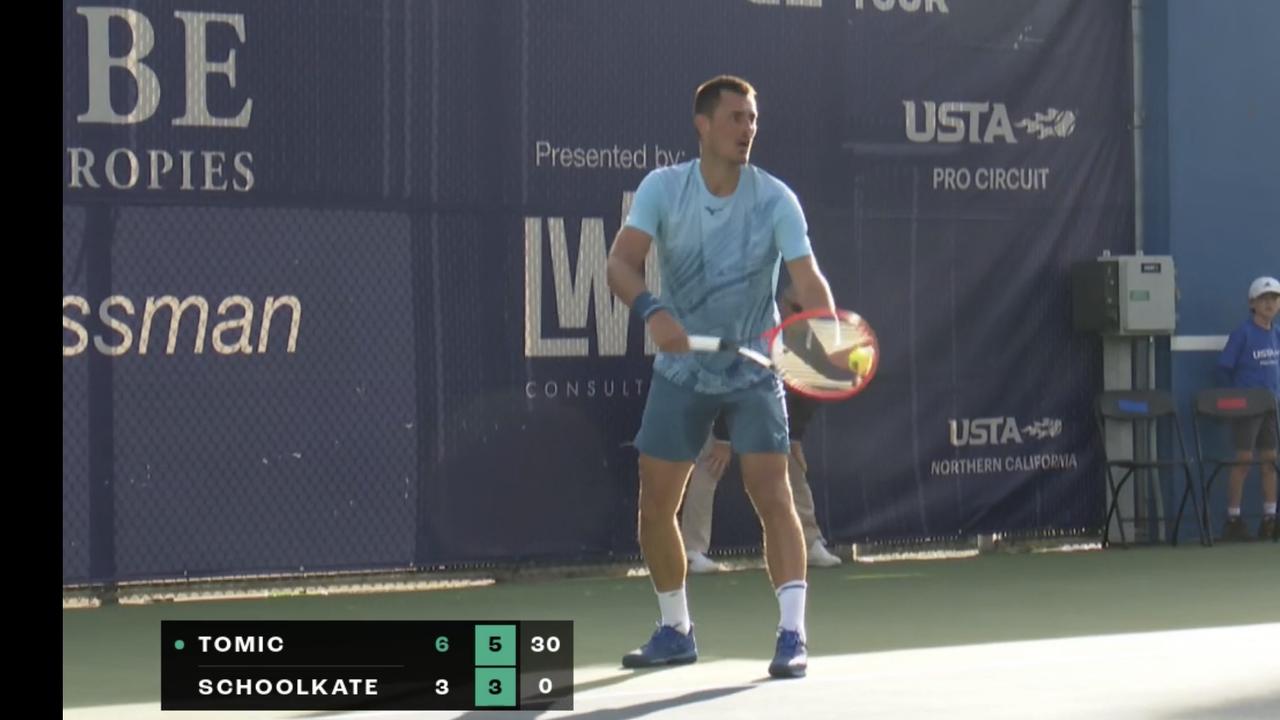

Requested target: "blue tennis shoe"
[
  {"left": 768, "top": 629, "right": 808, "bottom": 678},
  {"left": 621, "top": 624, "right": 698, "bottom": 668}
]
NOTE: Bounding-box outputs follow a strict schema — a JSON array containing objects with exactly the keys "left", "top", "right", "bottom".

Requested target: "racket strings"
[
  {"left": 775, "top": 363, "right": 855, "bottom": 392},
  {"left": 772, "top": 317, "right": 873, "bottom": 396}
]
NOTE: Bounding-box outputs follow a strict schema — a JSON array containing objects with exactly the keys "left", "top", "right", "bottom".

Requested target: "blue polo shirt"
[{"left": 625, "top": 159, "right": 812, "bottom": 394}]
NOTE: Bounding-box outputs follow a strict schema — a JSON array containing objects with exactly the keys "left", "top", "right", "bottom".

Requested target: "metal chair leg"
[
  {"left": 1200, "top": 465, "right": 1220, "bottom": 548},
  {"left": 1103, "top": 469, "right": 1132, "bottom": 547},
  {"left": 1171, "top": 482, "right": 1191, "bottom": 547},
  {"left": 1184, "top": 466, "right": 1209, "bottom": 546}
]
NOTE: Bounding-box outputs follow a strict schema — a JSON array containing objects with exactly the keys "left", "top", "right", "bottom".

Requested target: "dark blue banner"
[{"left": 63, "top": 0, "right": 1132, "bottom": 583}]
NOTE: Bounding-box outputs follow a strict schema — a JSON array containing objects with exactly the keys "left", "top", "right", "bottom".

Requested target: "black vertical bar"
[
  {"left": 411, "top": 208, "right": 437, "bottom": 568},
  {"left": 85, "top": 204, "right": 116, "bottom": 598}
]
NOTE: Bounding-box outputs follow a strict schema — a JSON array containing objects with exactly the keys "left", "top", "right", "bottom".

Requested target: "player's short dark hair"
[{"left": 694, "top": 75, "right": 756, "bottom": 118}]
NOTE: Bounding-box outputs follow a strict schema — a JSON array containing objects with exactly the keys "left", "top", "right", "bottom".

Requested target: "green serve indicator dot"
[{"left": 174, "top": 640, "right": 185, "bottom": 650}]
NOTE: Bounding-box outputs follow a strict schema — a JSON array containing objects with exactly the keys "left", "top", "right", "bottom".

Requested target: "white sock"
[
  {"left": 1264, "top": 503, "right": 1277, "bottom": 517},
  {"left": 776, "top": 580, "right": 807, "bottom": 640},
  {"left": 1227, "top": 507, "right": 1241, "bottom": 518},
  {"left": 656, "top": 587, "right": 691, "bottom": 634}
]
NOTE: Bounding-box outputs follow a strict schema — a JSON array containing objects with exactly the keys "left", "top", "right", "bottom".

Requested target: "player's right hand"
[{"left": 646, "top": 310, "right": 690, "bottom": 353}]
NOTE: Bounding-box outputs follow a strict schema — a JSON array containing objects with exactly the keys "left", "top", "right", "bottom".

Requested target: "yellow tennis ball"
[{"left": 848, "top": 346, "right": 874, "bottom": 375}]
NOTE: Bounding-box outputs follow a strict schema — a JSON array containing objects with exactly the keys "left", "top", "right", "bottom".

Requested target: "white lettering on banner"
[
  {"left": 77, "top": 7, "right": 160, "bottom": 124},
  {"left": 905, "top": 102, "right": 1076, "bottom": 145},
  {"left": 929, "top": 454, "right": 1079, "bottom": 476},
  {"left": 105, "top": 149, "right": 140, "bottom": 189},
  {"left": 949, "top": 417, "right": 1022, "bottom": 447},
  {"left": 66, "top": 148, "right": 255, "bottom": 193},
  {"left": 62, "top": 294, "right": 301, "bottom": 357},
  {"left": 908, "top": 102, "right": 1073, "bottom": 193},
  {"left": 932, "top": 166, "right": 1050, "bottom": 192},
  {"left": 748, "top": 0, "right": 950, "bottom": 11},
  {"left": 68, "top": 7, "right": 256, "bottom": 193},
  {"left": 532, "top": 142, "right": 687, "bottom": 170},
  {"left": 172, "top": 12, "right": 253, "bottom": 128},
  {"left": 523, "top": 378, "right": 648, "bottom": 400},
  {"left": 855, "top": 0, "right": 949, "bottom": 13},
  {"left": 905, "top": 102, "right": 1017, "bottom": 145},
  {"left": 76, "top": 7, "right": 252, "bottom": 127},
  {"left": 525, "top": 192, "right": 660, "bottom": 358},
  {"left": 949, "top": 417, "right": 1063, "bottom": 447},
  {"left": 747, "top": 0, "right": 823, "bottom": 8},
  {"left": 936, "top": 416, "right": 1073, "bottom": 475}
]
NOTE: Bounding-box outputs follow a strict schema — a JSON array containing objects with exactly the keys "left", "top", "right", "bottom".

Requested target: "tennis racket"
[{"left": 687, "top": 308, "right": 879, "bottom": 401}]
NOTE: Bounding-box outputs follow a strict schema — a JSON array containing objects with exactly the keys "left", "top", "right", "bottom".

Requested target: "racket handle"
[{"left": 688, "top": 335, "right": 730, "bottom": 353}]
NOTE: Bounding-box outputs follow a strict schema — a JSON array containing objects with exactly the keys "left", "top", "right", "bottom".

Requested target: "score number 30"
[
  {"left": 530, "top": 635, "right": 560, "bottom": 653},
  {"left": 530, "top": 635, "right": 561, "bottom": 695}
]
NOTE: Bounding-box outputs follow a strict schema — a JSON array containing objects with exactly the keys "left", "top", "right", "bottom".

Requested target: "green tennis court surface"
[{"left": 64, "top": 544, "right": 1279, "bottom": 719}]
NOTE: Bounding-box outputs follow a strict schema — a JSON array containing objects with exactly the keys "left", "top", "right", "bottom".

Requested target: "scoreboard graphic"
[{"left": 161, "top": 621, "right": 573, "bottom": 711}]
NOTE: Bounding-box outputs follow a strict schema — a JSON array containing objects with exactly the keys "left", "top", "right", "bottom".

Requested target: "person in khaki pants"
[{"left": 680, "top": 390, "right": 843, "bottom": 572}]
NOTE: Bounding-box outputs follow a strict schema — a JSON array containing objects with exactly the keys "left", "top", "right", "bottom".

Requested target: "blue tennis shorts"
[{"left": 634, "top": 373, "right": 790, "bottom": 462}]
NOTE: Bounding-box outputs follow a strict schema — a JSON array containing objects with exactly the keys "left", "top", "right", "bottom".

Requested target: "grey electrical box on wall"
[{"left": 1072, "top": 255, "right": 1176, "bottom": 335}]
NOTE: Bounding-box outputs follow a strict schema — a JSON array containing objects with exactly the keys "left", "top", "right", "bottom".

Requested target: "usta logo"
[
  {"left": 905, "top": 102, "right": 1077, "bottom": 144},
  {"left": 949, "top": 417, "right": 1063, "bottom": 447}
]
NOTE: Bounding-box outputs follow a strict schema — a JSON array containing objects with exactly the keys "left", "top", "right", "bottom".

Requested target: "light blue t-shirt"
[{"left": 625, "top": 159, "right": 813, "bottom": 394}]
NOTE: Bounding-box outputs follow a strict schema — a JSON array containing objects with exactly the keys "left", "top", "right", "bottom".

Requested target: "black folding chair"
[
  {"left": 1094, "top": 390, "right": 1208, "bottom": 547},
  {"left": 1189, "top": 387, "right": 1280, "bottom": 544}
]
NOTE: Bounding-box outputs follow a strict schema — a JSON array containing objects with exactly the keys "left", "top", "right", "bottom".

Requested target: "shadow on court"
[{"left": 450, "top": 685, "right": 755, "bottom": 720}]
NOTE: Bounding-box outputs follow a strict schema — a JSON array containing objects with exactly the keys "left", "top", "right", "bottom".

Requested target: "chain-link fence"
[{"left": 63, "top": 203, "right": 420, "bottom": 585}]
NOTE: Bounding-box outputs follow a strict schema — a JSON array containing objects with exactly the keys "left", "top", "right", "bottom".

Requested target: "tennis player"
[{"left": 606, "top": 74, "right": 837, "bottom": 679}]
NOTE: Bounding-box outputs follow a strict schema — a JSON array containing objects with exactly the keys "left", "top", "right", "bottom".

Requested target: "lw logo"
[
  {"left": 905, "top": 102, "right": 1077, "bottom": 144},
  {"left": 524, "top": 192, "right": 660, "bottom": 357},
  {"left": 949, "top": 417, "right": 1063, "bottom": 447}
]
